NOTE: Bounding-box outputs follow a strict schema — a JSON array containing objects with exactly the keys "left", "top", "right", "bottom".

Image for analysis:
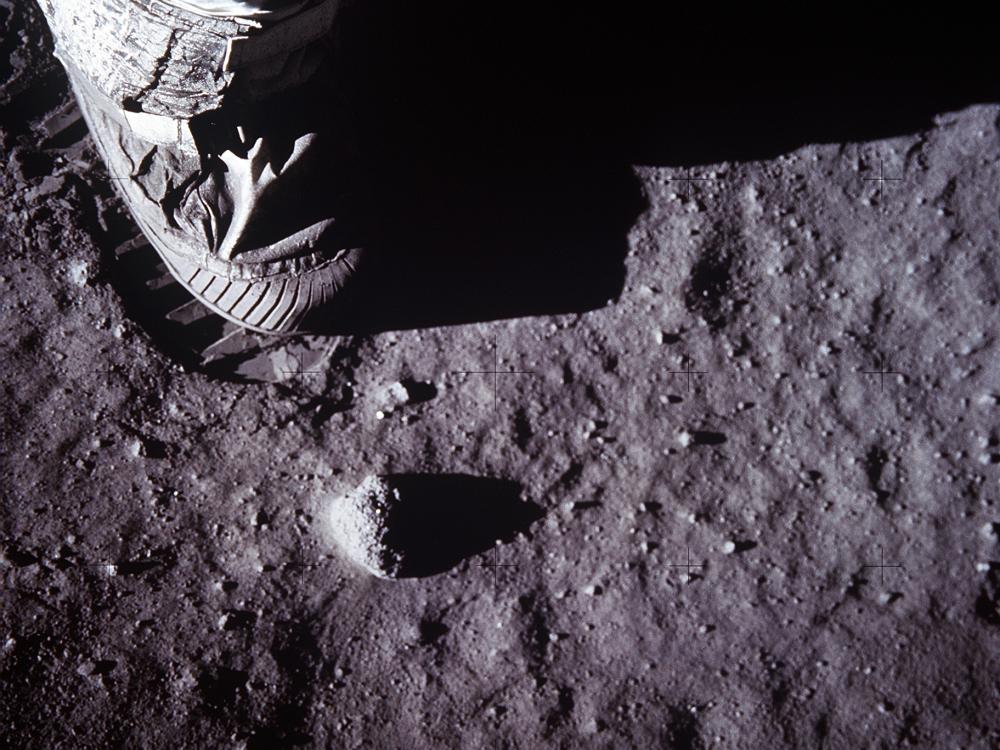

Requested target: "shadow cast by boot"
[
  {"left": 24, "top": 0, "right": 997, "bottom": 365},
  {"left": 309, "top": 1, "right": 649, "bottom": 334},
  {"left": 310, "top": 3, "right": 997, "bottom": 334},
  {"left": 615, "top": 79, "right": 1000, "bottom": 167},
  {"left": 320, "top": 156, "right": 643, "bottom": 334},
  {"left": 381, "top": 474, "right": 543, "bottom": 579}
]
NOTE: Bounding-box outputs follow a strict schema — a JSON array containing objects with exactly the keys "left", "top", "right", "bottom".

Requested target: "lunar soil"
[{"left": 2, "top": 3, "right": 1000, "bottom": 749}]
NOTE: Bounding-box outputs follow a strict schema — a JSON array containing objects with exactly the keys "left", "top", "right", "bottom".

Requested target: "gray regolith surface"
[{"left": 2, "top": 5, "right": 1000, "bottom": 749}]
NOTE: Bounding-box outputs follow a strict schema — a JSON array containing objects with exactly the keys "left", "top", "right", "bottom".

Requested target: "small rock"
[
  {"left": 77, "top": 658, "right": 116, "bottom": 679},
  {"left": 327, "top": 475, "right": 408, "bottom": 579},
  {"left": 219, "top": 610, "right": 257, "bottom": 631},
  {"left": 377, "top": 380, "right": 437, "bottom": 416},
  {"left": 67, "top": 258, "right": 92, "bottom": 287},
  {"left": 25, "top": 175, "right": 65, "bottom": 201},
  {"left": 383, "top": 381, "right": 411, "bottom": 407}
]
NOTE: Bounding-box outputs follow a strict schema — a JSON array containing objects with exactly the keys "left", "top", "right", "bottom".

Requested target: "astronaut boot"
[{"left": 39, "top": 0, "right": 368, "bottom": 334}]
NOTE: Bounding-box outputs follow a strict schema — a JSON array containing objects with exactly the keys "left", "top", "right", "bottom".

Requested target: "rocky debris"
[
  {"left": 23, "top": 173, "right": 63, "bottom": 201},
  {"left": 374, "top": 378, "right": 438, "bottom": 419},
  {"left": 327, "top": 475, "right": 409, "bottom": 579},
  {"left": 381, "top": 381, "right": 413, "bottom": 408},
  {"left": 76, "top": 659, "right": 117, "bottom": 681},
  {"left": 218, "top": 610, "right": 257, "bottom": 631}
]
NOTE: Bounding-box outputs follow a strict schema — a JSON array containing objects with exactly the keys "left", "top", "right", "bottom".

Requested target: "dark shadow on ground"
[
  {"left": 612, "top": 79, "right": 1000, "bottom": 167},
  {"left": 309, "top": 3, "right": 998, "bottom": 334},
  {"left": 11, "top": 0, "right": 998, "bottom": 349},
  {"left": 379, "top": 474, "right": 543, "bottom": 579},
  {"left": 311, "top": 2, "right": 651, "bottom": 334}
]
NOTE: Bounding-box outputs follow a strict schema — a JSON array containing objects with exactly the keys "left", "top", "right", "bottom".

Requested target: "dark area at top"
[
  {"left": 3, "top": 2, "right": 996, "bottom": 341},
  {"left": 324, "top": 2, "right": 998, "bottom": 333}
]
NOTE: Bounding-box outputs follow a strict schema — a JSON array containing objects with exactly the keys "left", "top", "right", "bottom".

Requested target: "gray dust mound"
[{"left": 329, "top": 475, "right": 408, "bottom": 578}]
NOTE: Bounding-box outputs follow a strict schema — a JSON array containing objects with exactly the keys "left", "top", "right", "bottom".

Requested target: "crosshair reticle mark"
[
  {"left": 861, "top": 545, "right": 904, "bottom": 586},
  {"left": 278, "top": 352, "right": 325, "bottom": 380},
  {"left": 666, "top": 358, "right": 707, "bottom": 395},
  {"left": 667, "top": 546, "right": 704, "bottom": 580},
  {"left": 861, "top": 157, "right": 903, "bottom": 211},
  {"left": 452, "top": 333, "right": 540, "bottom": 413},
  {"left": 96, "top": 167, "right": 131, "bottom": 183},
  {"left": 480, "top": 544, "right": 517, "bottom": 593},
  {"left": 664, "top": 167, "right": 722, "bottom": 197},
  {"left": 861, "top": 357, "right": 902, "bottom": 392}
]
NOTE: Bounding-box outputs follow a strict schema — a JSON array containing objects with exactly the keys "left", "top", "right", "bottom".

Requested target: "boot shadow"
[
  {"left": 313, "top": 4, "right": 997, "bottom": 334},
  {"left": 308, "top": 1, "right": 648, "bottom": 334}
]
